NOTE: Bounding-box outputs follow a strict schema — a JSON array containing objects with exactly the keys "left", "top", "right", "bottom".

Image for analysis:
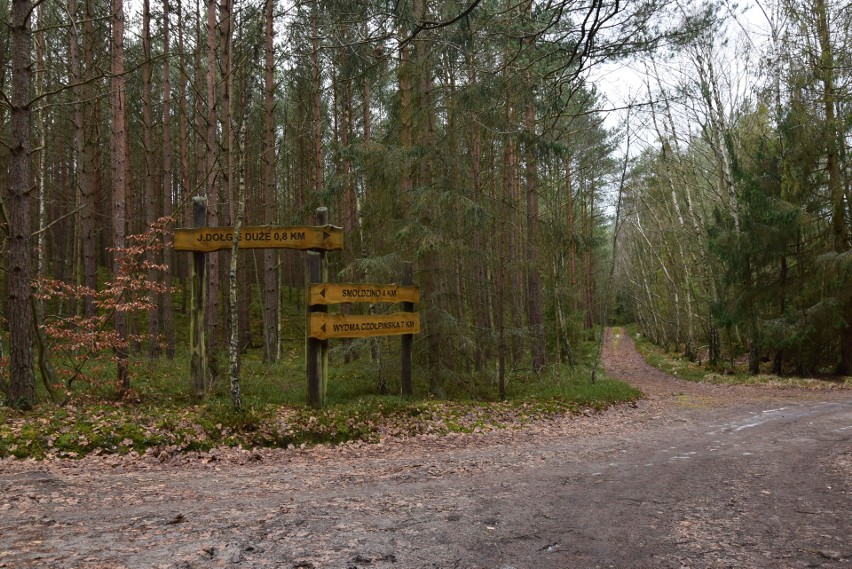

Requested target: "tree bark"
[
  {"left": 111, "top": 0, "right": 129, "bottom": 390},
  {"left": 190, "top": 198, "right": 207, "bottom": 400},
  {"left": 6, "top": 0, "right": 36, "bottom": 407},
  {"left": 467, "top": 85, "right": 491, "bottom": 370},
  {"left": 0, "top": 0, "right": 9, "bottom": 201},
  {"left": 413, "top": 0, "right": 443, "bottom": 393},
  {"left": 497, "top": 137, "right": 507, "bottom": 400},
  {"left": 582, "top": 181, "right": 595, "bottom": 330},
  {"left": 524, "top": 86, "right": 546, "bottom": 372},
  {"left": 219, "top": 0, "right": 236, "bottom": 352},
  {"left": 34, "top": 0, "right": 46, "bottom": 293},
  {"left": 311, "top": 5, "right": 322, "bottom": 199},
  {"left": 162, "top": 0, "right": 175, "bottom": 358},
  {"left": 228, "top": 122, "right": 247, "bottom": 411},
  {"left": 69, "top": 0, "right": 98, "bottom": 317},
  {"left": 503, "top": 95, "right": 523, "bottom": 362},
  {"left": 261, "top": 0, "right": 279, "bottom": 363},
  {"left": 566, "top": 155, "right": 578, "bottom": 312},
  {"left": 176, "top": 0, "right": 191, "bottom": 318},
  {"left": 142, "top": 0, "right": 162, "bottom": 358},
  {"left": 205, "top": 0, "right": 220, "bottom": 380}
]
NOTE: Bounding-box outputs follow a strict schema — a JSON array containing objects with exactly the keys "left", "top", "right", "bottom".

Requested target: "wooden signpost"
[
  {"left": 176, "top": 201, "right": 419, "bottom": 408},
  {"left": 180, "top": 202, "right": 343, "bottom": 402},
  {"left": 306, "top": 261, "right": 420, "bottom": 405}
]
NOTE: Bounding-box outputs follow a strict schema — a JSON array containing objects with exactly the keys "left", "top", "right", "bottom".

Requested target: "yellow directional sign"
[
  {"left": 308, "top": 283, "right": 420, "bottom": 306},
  {"left": 174, "top": 225, "right": 343, "bottom": 252},
  {"left": 308, "top": 312, "right": 420, "bottom": 340}
]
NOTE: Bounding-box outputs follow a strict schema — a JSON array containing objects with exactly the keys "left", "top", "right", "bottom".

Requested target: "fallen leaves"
[{"left": 0, "top": 387, "right": 629, "bottom": 464}]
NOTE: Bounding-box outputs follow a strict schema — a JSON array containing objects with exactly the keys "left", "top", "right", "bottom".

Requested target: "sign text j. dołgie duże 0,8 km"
[{"left": 174, "top": 225, "right": 343, "bottom": 252}]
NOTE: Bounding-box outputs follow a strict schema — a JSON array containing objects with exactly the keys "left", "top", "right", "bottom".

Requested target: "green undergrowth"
[
  {"left": 628, "top": 325, "right": 852, "bottom": 389},
  {"left": 0, "top": 348, "right": 639, "bottom": 460},
  {"left": 2, "top": 281, "right": 642, "bottom": 459}
]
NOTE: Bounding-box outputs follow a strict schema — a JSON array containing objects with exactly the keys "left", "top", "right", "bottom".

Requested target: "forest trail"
[{"left": 1, "top": 329, "right": 850, "bottom": 568}]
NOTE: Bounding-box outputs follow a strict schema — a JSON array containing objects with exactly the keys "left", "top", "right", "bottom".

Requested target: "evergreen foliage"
[{"left": 617, "top": 0, "right": 851, "bottom": 376}]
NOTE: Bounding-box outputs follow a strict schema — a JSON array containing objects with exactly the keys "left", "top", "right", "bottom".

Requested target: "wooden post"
[
  {"left": 306, "top": 251, "right": 321, "bottom": 407},
  {"left": 306, "top": 206, "right": 329, "bottom": 407},
  {"left": 190, "top": 196, "right": 207, "bottom": 400},
  {"left": 317, "top": 207, "right": 329, "bottom": 404},
  {"left": 400, "top": 262, "right": 413, "bottom": 396}
]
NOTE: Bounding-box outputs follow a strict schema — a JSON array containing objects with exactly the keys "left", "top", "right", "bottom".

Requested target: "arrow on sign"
[
  {"left": 320, "top": 287, "right": 327, "bottom": 298},
  {"left": 323, "top": 230, "right": 331, "bottom": 241},
  {"left": 320, "top": 323, "right": 327, "bottom": 333}
]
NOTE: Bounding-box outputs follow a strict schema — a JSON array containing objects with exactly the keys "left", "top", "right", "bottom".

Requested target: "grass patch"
[
  {"left": 628, "top": 325, "right": 852, "bottom": 389},
  {"left": 2, "top": 311, "right": 641, "bottom": 460},
  {"left": 1, "top": 352, "right": 640, "bottom": 460}
]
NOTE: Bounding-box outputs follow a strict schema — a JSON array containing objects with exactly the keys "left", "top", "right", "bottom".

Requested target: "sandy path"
[{"left": 1, "top": 328, "right": 849, "bottom": 568}]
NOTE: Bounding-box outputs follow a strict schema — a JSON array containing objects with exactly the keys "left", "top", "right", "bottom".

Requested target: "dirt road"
[{"left": 1, "top": 329, "right": 850, "bottom": 568}]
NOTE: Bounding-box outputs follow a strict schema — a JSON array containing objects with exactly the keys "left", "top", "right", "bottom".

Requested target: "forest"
[{"left": 0, "top": 0, "right": 850, "bottom": 411}]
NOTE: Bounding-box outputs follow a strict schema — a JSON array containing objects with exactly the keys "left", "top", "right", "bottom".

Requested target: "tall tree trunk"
[
  {"left": 219, "top": 0, "right": 238, "bottom": 351},
  {"left": 6, "top": 0, "right": 36, "bottom": 407},
  {"left": 69, "top": 0, "right": 82, "bottom": 295},
  {"left": 0, "top": 0, "right": 9, "bottom": 203},
  {"left": 583, "top": 182, "right": 595, "bottom": 330},
  {"left": 219, "top": 0, "right": 233, "bottom": 224},
  {"left": 398, "top": 26, "right": 412, "bottom": 215},
  {"left": 87, "top": 0, "right": 105, "bottom": 270},
  {"left": 215, "top": 0, "right": 232, "bottom": 347},
  {"left": 552, "top": 256, "right": 573, "bottom": 364},
  {"left": 311, "top": 5, "right": 322, "bottom": 199},
  {"left": 111, "top": 0, "right": 129, "bottom": 389},
  {"left": 341, "top": 82, "right": 357, "bottom": 246},
  {"left": 177, "top": 0, "right": 191, "bottom": 317},
  {"left": 261, "top": 0, "right": 279, "bottom": 362},
  {"left": 467, "top": 79, "right": 491, "bottom": 370},
  {"left": 336, "top": 59, "right": 358, "bottom": 363},
  {"left": 162, "top": 0, "right": 175, "bottom": 358},
  {"left": 205, "top": 0, "right": 219, "bottom": 381},
  {"left": 32, "top": 1, "right": 60, "bottom": 402},
  {"left": 497, "top": 140, "right": 507, "bottom": 400},
  {"left": 503, "top": 99, "right": 523, "bottom": 363},
  {"left": 194, "top": 0, "right": 205, "bottom": 194},
  {"left": 524, "top": 85, "right": 546, "bottom": 372},
  {"left": 34, "top": 0, "right": 46, "bottom": 292},
  {"left": 228, "top": 119, "right": 248, "bottom": 411},
  {"left": 412, "top": 0, "right": 443, "bottom": 393},
  {"left": 362, "top": 75, "right": 383, "bottom": 373},
  {"left": 142, "top": 0, "right": 161, "bottom": 358},
  {"left": 69, "top": 0, "right": 98, "bottom": 316},
  {"left": 566, "top": 155, "right": 578, "bottom": 312}
]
